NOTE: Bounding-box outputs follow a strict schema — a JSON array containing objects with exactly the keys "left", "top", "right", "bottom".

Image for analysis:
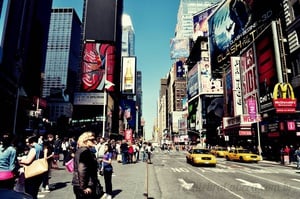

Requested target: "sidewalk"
[{"left": 40, "top": 157, "right": 161, "bottom": 199}]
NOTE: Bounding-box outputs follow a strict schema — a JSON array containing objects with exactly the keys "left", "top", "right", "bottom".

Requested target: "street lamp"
[{"left": 248, "top": 97, "right": 262, "bottom": 158}]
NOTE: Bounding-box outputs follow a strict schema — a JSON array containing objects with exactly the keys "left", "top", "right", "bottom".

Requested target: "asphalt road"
[{"left": 37, "top": 150, "right": 299, "bottom": 199}]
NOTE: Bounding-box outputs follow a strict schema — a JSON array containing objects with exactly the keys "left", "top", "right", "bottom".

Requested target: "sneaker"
[
  {"left": 100, "top": 193, "right": 107, "bottom": 199},
  {"left": 41, "top": 187, "right": 50, "bottom": 193},
  {"left": 106, "top": 194, "right": 112, "bottom": 199}
]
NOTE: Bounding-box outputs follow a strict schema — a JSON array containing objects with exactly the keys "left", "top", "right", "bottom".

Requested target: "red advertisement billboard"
[
  {"left": 256, "top": 25, "right": 278, "bottom": 113},
  {"left": 81, "top": 42, "right": 116, "bottom": 92},
  {"left": 240, "top": 45, "right": 259, "bottom": 114}
]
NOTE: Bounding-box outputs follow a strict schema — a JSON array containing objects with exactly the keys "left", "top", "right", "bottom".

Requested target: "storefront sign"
[{"left": 273, "top": 83, "right": 297, "bottom": 113}]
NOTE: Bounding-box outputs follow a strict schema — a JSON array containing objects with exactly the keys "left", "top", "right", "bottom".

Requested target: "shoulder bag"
[{"left": 24, "top": 158, "right": 48, "bottom": 179}]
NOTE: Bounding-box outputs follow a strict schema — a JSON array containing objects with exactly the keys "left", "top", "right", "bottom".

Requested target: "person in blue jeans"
[
  {"left": 295, "top": 146, "right": 300, "bottom": 169},
  {"left": 120, "top": 140, "right": 128, "bottom": 164},
  {"left": 101, "top": 143, "right": 113, "bottom": 199}
]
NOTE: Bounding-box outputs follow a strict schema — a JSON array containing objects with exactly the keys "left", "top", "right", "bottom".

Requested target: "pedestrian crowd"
[{"left": 0, "top": 131, "right": 155, "bottom": 199}]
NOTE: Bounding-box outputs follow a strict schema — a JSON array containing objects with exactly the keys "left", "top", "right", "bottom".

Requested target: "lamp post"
[{"left": 248, "top": 97, "right": 262, "bottom": 157}]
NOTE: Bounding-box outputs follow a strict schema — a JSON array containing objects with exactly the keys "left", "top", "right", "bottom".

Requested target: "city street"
[{"left": 39, "top": 150, "right": 300, "bottom": 199}]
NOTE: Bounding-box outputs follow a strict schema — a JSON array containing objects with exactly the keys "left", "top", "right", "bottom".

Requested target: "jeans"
[
  {"left": 104, "top": 170, "right": 113, "bottom": 195},
  {"left": 121, "top": 151, "right": 128, "bottom": 164},
  {"left": 297, "top": 156, "right": 300, "bottom": 169}
]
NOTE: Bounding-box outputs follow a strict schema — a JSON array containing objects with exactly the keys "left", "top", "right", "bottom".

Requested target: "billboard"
[
  {"left": 176, "top": 60, "right": 184, "bottom": 78},
  {"left": 84, "top": 0, "right": 117, "bottom": 42},
  {"left": 120, "top": 99, "right": 136, "bottom": 128},
  {"left": 121, "top": 56, "right": 136, "bottom": 95},
  {"left": 193, "top": 5, "right": 217, "bottom": 40},
  {"left": 81, "top": 42, "right": 116, "bottom": 92},
  {"left": 256, "top": 25, "right": 278, "bottom": 113},
  {"left": 187, "top": 63, "right": 199, "bottom": 99},
  {"left": 202, "top": 95, "right": 224, "bottom": 128},
  {"left": 208, "top": 0, "right": 282, "bottom": 70},
  {"left": 170, "top": 38, "right": 190, "bottom": 59}
]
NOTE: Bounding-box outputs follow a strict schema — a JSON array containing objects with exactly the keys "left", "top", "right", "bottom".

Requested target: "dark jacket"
[{"left": 72, "top": 147, "right": 99, "bottom": 190}]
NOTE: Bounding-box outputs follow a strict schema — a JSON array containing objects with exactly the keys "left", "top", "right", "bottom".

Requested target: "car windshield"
[{"left": 193, "top": 149, "right": 210, "bottom": 154}]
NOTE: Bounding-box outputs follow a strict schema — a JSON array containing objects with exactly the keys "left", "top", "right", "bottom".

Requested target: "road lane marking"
[
  {"left": 291, "top": 178, "right": 300, "bottom": 182},
  {"left": 178, "top": 162, "right": 245, "bottom": 198},
  {"left": 236, "top": 170, "right": 300, "bottom": 191},
  {"left": 178, "top": 178, "right": 194, "bottom": 190},
  {"left": 236, "top": 178, "right": 265, "bottom": 190},
  {"left": 171, "top": 167, "right": 189, "bottom": 172}
]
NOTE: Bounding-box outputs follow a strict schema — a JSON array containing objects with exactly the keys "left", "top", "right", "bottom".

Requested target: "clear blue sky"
[{"left": 53, "top": 0, "right": 180, "bottom": 139}]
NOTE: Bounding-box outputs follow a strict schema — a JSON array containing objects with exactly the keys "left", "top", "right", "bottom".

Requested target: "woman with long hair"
[{"left": 100, "top": 143, "right": 113, "bottom": 199}]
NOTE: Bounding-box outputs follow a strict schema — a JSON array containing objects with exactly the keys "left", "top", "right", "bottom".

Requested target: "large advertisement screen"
[
  {"left": 208, "top": 0, "right": 281, "bottom": 70},
  {"left": 256, "top": 25, "right": 278, "bottom": 113},
  {"left": 81, "top": 42, "right": 116, "bottom": 92},
  {"left": 85, "top": 0, "right": 117, "bottom": 42},
  {"left": 121, "top": 56, "right": 136, "bottom": 95}
]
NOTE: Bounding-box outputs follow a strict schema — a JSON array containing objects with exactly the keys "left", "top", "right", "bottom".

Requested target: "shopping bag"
[
  {"left": 24, "top": 158, "right": 48, "bottom": 179},
  {"left": 117, "top": 154, "right": 122, "bottom": 163},
  {"left": 65, "top": 158, "right": 74, "bottom": 173}
]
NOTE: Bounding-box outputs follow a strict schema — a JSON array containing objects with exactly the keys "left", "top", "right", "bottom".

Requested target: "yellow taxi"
[
  {"left": 225, "top": 148, "right": 261, "bottom": 163},
  {"left": 210, "top": 146, "right": 228, "bottom": 157},
  {"left": 186, "top": 148, "right": 217, "bottom": 167}
]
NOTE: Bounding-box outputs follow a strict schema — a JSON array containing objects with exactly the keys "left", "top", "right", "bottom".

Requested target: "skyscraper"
[
  {"left": 42, "top": 8, "right": 81, "bottom": 122},
  {"left": 0, "top": 0, "right": 53, "bottom": 133},
  {"left": 42, "top": 8, "right": 81, "bottom": 99},
  {"left": 122, "top": 13, "right": 135, "bottom": 56}
]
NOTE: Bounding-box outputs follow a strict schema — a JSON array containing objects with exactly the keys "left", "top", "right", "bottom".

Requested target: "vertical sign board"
[
  {"left": 240, "top": 45, "right": 259, "bottom": 115},
  {"left": 121, "top": 56, "right": 136, "bottom": 95},
  {"left": 224, "top": 69, "right": 234, "bottom": 117},
  {"left": 230, "top": 56, "right": 243, "bottom": 116}
]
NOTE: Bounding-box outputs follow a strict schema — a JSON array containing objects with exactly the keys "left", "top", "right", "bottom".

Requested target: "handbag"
[
  {"left": 24, "top": 158, "right": 48, "bottom": 178},
  {"left": 65, "top": 158, "right": 74, "bottom": 172}
]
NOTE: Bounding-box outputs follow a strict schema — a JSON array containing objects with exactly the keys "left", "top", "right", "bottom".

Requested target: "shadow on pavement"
[
  {"left": 50, "top": 181, "right": 70, "bottom": 191},
  {"left": 112, "top": 189, "right": 122, "bottom": 197}
]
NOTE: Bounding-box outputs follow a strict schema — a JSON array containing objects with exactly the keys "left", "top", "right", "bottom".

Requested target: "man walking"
[{"left": 295, "top": 146, "right": 300, "bottom": 169}]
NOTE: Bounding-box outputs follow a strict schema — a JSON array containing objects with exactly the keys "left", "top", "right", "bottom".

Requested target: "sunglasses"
[{"left": 87, "top": 138, "right": 96, "bottom": 142}]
